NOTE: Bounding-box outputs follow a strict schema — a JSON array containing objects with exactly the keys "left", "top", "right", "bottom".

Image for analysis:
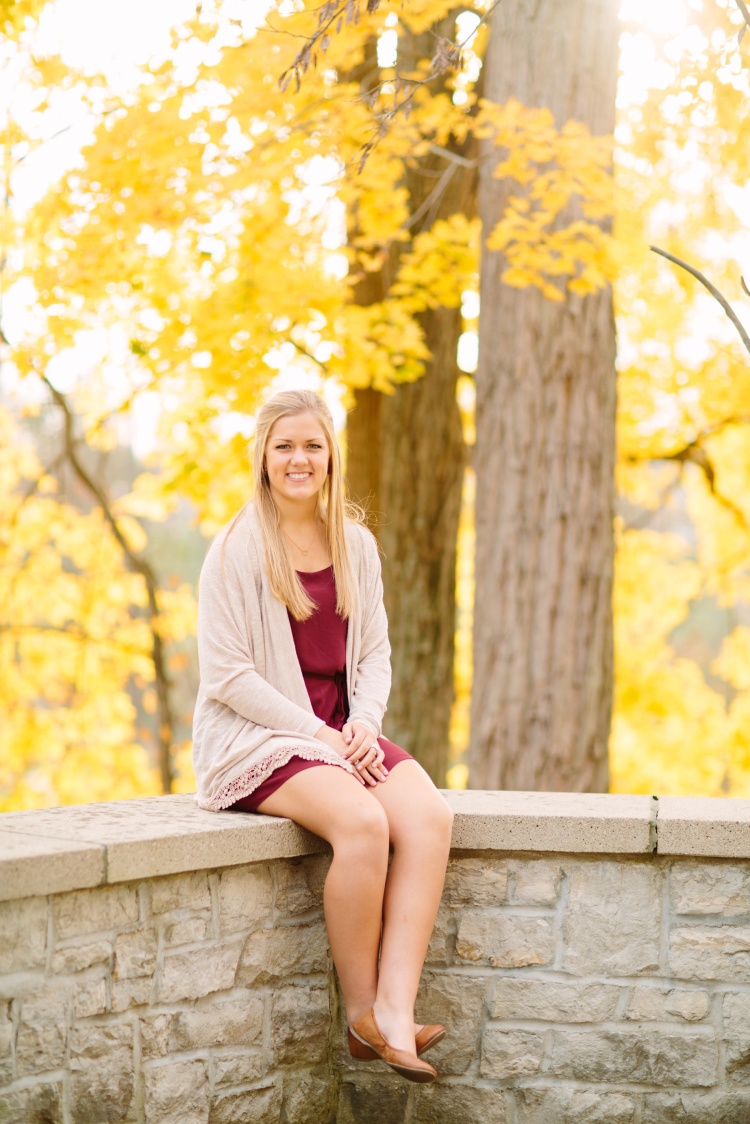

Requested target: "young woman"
[{"left": 193, "top": 389, "right": 454, "bottom": 1084}]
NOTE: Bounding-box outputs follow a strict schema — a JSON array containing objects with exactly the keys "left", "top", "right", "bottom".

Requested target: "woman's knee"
[
  {"left": 330, "top": 792, "right": 390, "bottom": 857},
  {"left": 395, "top": 792, "right": 454, "bottom": 849}
]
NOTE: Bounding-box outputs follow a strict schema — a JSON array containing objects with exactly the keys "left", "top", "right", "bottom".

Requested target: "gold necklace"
[{"left": 281, "top": 525, "right": 319, "bottom": 556}]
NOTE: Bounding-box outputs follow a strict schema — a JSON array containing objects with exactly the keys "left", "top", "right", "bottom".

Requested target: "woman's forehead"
[{"left": 268, "top": 412, "right": 327, "bottom": 441}]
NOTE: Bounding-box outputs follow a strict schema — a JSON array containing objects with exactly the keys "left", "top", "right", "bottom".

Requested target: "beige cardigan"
[{"left": 192, "top": 503, "right": 392, "bottom": 810}]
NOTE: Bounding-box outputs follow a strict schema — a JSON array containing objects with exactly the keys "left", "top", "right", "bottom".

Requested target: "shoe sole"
[
  {"left": 388, "top": 1062, "right": 437, "bottom": 1083},
  {"left": 348, "top": 1028, "right": 445, "bottom": 1060}
]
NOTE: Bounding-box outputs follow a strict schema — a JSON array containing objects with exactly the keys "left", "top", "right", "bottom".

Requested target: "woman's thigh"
[
  {"left": 255, "top": 763, "right": 387, "bottom": 845},
  {"left": 368, "top": 759, "right": 454, "bottom": 846}
]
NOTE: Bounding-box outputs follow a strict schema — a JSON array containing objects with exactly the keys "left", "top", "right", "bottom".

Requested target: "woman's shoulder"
[
  {"left": 204, "top": 503, "right": 260, "bottom": 573},
  {"left": 344, "top": 515, "right": 381, "bottom": 564}
]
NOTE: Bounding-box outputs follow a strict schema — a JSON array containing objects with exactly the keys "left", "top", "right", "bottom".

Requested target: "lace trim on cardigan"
[{"left": 197, "top": 745, "right": 356, "bottom": 811}]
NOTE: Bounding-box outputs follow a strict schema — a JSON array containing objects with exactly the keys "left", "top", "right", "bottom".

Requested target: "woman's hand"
[
  {"left": 342, "top": 720, "right": 388, "bottom": 785},
  {"left": 314, "top": 722, "right": 388, "bottom": 786}
]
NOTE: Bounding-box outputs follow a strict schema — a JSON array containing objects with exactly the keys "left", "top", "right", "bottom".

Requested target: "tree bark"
[
  {"left": 346, "top": 17, "right": 477, "bottom": 784},
  {"left": 469, "top": 0, "right": 618, "bottom": 792}
]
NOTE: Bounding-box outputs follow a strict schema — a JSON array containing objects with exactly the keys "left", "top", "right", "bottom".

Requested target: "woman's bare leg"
[
  {"left": 256, "top": 766, "right": 390, "bottom": 1025},
  {"left": 368, "top": 760, "right": 454, "bottom": 1052}
]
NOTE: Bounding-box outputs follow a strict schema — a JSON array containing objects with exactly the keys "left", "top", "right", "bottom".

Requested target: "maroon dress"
[{"left": 229, "top": 565, "right": 414, "bottom": 813}]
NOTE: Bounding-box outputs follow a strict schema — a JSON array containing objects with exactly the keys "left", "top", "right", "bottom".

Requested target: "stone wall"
[{"left": 1, "top": 792, "right": 750, "bottom": 1123}]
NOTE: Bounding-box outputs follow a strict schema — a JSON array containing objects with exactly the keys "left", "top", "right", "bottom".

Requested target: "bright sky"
[{"left": 2, "top": 0, "right": 747, "bottom": 455}]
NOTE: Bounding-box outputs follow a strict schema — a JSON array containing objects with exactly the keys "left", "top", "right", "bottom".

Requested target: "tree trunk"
[
  {"left": 346, "top": 17, "right": 477, "bottom": 784},
  {"left": 469, "top": 0, "right": 618, "bottom": 792}
]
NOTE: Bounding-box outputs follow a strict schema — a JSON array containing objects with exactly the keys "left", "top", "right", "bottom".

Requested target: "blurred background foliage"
[{"left": 1, "top": 0, "right": 749, "bottom": 808}]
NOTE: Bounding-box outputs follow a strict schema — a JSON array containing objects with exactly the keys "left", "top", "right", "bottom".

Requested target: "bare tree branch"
[
  {"left": 650, "top": 245, "right": 750, "bottom": 356},
  {"left": 40, "top": 374, "right": 176, "bottom": 794}
]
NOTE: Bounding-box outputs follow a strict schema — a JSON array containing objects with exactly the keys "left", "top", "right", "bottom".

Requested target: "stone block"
[
  {"left": 165, "top": 916, "right": 210, "bottom": 945},
  {"left": 0, "top": 1000, "right": 12, "bottom": 1082},
  {"left": 443, "top": 858, "right": 509, "bottom": 906},
  {"left": 514, "top": 1088, "right": 636, "bottom": 1124},
  {"left": 15, "top": 984, "right": 70, "bottom": 1077},
  {"left": 337, "top": 1078, "right": 411, "bottom": 1124},
  {"left": 213, "top": 1049, "right": 267, "bottom": 1088},
  {"left": 0, "top": 895, "right": 48, "bottom": 974},
  {"left": 53, "top": 883, "right": 139, "bottom": 941},
  {"left": 489, "top": 978, "right": 620, "bottom": 1023},
  {"left": 140, "top": 1012, "right": 173, "bottom": 1059},
  {"left": 51, "top": 939, "right": 112, "bottom": 975},
  {"left": 670, "top": 863, "right": 750, "bottom": 916},
  {"left": 624, "top": 986, "right": 710, "bottom": 1022},
  {"left": 237, "top": 922, "right": 329, "bottom": 985},
  {"left": 670, "top": 926, "right": 750, "bottom": 982},
  {"left": 157, "top": 940, "right": 242, "bottom": 1002},
  {"left": 0, "top": 1081, "right": 64, "bottom": 1124},
  {"left": 70, "top": 1020, "right": 134, "bottom": 1122},
  {"left": 150, "top": 870, "right": 212, "bottom": 914},
  {"left": 415, "top": 971, "right": 488, "bottom": 1075},
  {"left": 273, "top": 853, "right": 329, "bottom": 917},
  {"left": 726, "top": 1037, "right": 750, "bottom": 1084},
  {"left": 271, "top": 986, "right": 330, "bottom": 1066},
  {"left": 456, "top": 912, "right": 554, "bottom": 968},
  {"left": 218, "top": 866, "right": 273, "bottom": 935},
  {"left": 424, "top": 904, "right": 454, "bottom": 966},
  {"left": 210, "top": 1085, "right": 282, "bottom": 1124},
  {"left": 562, "top": 861, "right": 661, "bottom": 976},
  {"left": 724, "top": 992, "right": 750, "bottom": 1037},
  {"left": 72, "top": 974, "right": 109, "bottom": 1019},
  {"left": 144, "top": 1058, "right": 209, "bottom": 1124},
  {"left": 114, "top": 927, "right": 157, "bottom": 980},
  {"left": 281, "top": 1072, "right": 334, "bottom": 1124},
  {"left": 641, "top": 1092, "right": 750, "bottom": 1123},
  {"left": 111, "top": 976, "right": 152, "bottom": 1012},
  {"left": 171, "top": 993, "right": 264, "bottom": 1050},
  {"left": 510, "top": 860, "right": 562, "bottom": 905},
  {"left": 0, "top": 828, "right": 103, "bottom": 903},
  {"left": 657, "top": 796, "right": 750, "bottom": 858},
  {"left": 480, "top": 1028, "right": 545, "bottom": 1080},
  {"left": 412, "top": 1083, "right": 509, "bottom": 1123},
  {"left": 447, "top": 790, "right": 655, "bottom": 853},
  {"left": 548, "top": 1027, "right": 718, "bottom": 1087}
]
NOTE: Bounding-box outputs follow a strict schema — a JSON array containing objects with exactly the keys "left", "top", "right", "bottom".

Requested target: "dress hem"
[{"left": 196, "top": 746, "right": 356, "bottom": 811}]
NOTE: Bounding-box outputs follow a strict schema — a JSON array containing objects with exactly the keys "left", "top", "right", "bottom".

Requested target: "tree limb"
[
  {"left": 40, "top": 374, "right": 176, "bottom": 794},
  {"left": 650, "top": 245, "right": 750, "bottom": 356}
]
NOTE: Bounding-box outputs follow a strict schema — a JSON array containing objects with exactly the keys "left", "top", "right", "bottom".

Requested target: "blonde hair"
[{"left": 247, "top": 389, "right": 365, "bottom": 621}]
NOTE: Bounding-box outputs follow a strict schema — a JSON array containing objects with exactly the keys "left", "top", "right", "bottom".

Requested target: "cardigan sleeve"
[
  {"left": 197, "top": 531, "right": 323, "bottom": 739},
  {"left": 346, "top": 528, "right": 392, "bottom": 737}
]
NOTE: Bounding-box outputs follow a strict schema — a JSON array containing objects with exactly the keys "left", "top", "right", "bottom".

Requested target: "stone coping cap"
[
  {"left": 657, "top": 796, "right": 750, "bottom": 857},
  {"left": 0, "top": 789, "right": 747, "bottom": 902}
]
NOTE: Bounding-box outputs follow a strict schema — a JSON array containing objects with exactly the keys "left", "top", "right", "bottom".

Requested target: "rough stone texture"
[
  {"left": 0, "top": 896, "right": 48, "bottom": 974},
  {"left": 456, "top": 912, "right": 554, "bottom": 968},
  {"left": 415, "top": 971, "right": 488, "bottom": 1074},
  {"left": 144, "top": 1059, "right": 209, "bottom": 1124},
  {"left": 3, "top": 798, "right": 750, "bottom": 1121},
  {"left": 562, "top": 861, "right": 662, "bottom": 976},
  {"left": 237, "top": 921, "right": 329, "bottom": 985},
  {"left": 548, "top": 1027, "right": 719, "bottom": 1087},
  {"left": 158, "top": 940, "right": 243, "bottom": 1002},
  {"left": 624, "top": 986, "right": 710, "bottom": 1022},
  {"left": 271, "top": 985, "right": 330, "bottom": 1066},
  {"left": 210, "top": 1085, "right": 283, "bottom": 1124},
  {"left": 412, "top": 1083, "right": 509, "bottom": 1123},
  {"left": 480, "top": 1028, "right": 545, "bottom": 1079},
  {"left": 70, "top": 1020, "right": 134, "bottom": 1122},
  {"left": 658, "top": 796, "right": 750, "bottom": 858},
  {"left": 515, "top": 1089, "right": 637, "bottom": 1124},
  {"left": 670, "top": 863, "right": 750, "bottom": 916},
  {"left": 489, "top": 978, "right": 620, "bottom": 1022},
  {"left": 670, "top": 925, "right": 750, "bottom": 982},
  {"left": 0, "top": 1081, "right": 64, "bottom": 1124},
  {"left": 53, "top": 883, "right": 139, "bottom": 941},
  {"left": 641, "top": 1092, "right": 750, "bottom": 1123},
  {"left": 0, "top": 829, "right": 103, "bottom": 903}
]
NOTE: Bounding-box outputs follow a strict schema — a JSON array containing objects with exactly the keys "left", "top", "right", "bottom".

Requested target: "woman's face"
[{"left": 264, "top": 411, "right": 331, "bottom": 507}]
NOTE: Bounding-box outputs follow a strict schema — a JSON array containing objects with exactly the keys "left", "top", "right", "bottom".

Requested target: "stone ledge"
[
  {"left": 657, "top": 796, "right": 750, "bottom": 858},
  {"left": 0, "top": 790, "right": 747, "bottom": 903}
]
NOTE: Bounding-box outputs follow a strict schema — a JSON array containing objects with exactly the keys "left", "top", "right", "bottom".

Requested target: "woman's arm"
[
  {"left": 346, "top": 531, "right": 392, "bottom": 738},
  {"left": 197, "top": 537, "right": 323, "bottom": 739}
]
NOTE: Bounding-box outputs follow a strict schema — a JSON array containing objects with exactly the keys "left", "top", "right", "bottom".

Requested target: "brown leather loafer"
[
  {"left": 348, "top": 1023, "right": 446, "bottom": 1060},
  {"left": 349, "top": 1009, "right": 438, "bottom": 1083}
]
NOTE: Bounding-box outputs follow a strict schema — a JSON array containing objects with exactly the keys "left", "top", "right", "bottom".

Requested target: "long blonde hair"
[{"left": 248, "top": 389, "right": 365, "bottom": 621}]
